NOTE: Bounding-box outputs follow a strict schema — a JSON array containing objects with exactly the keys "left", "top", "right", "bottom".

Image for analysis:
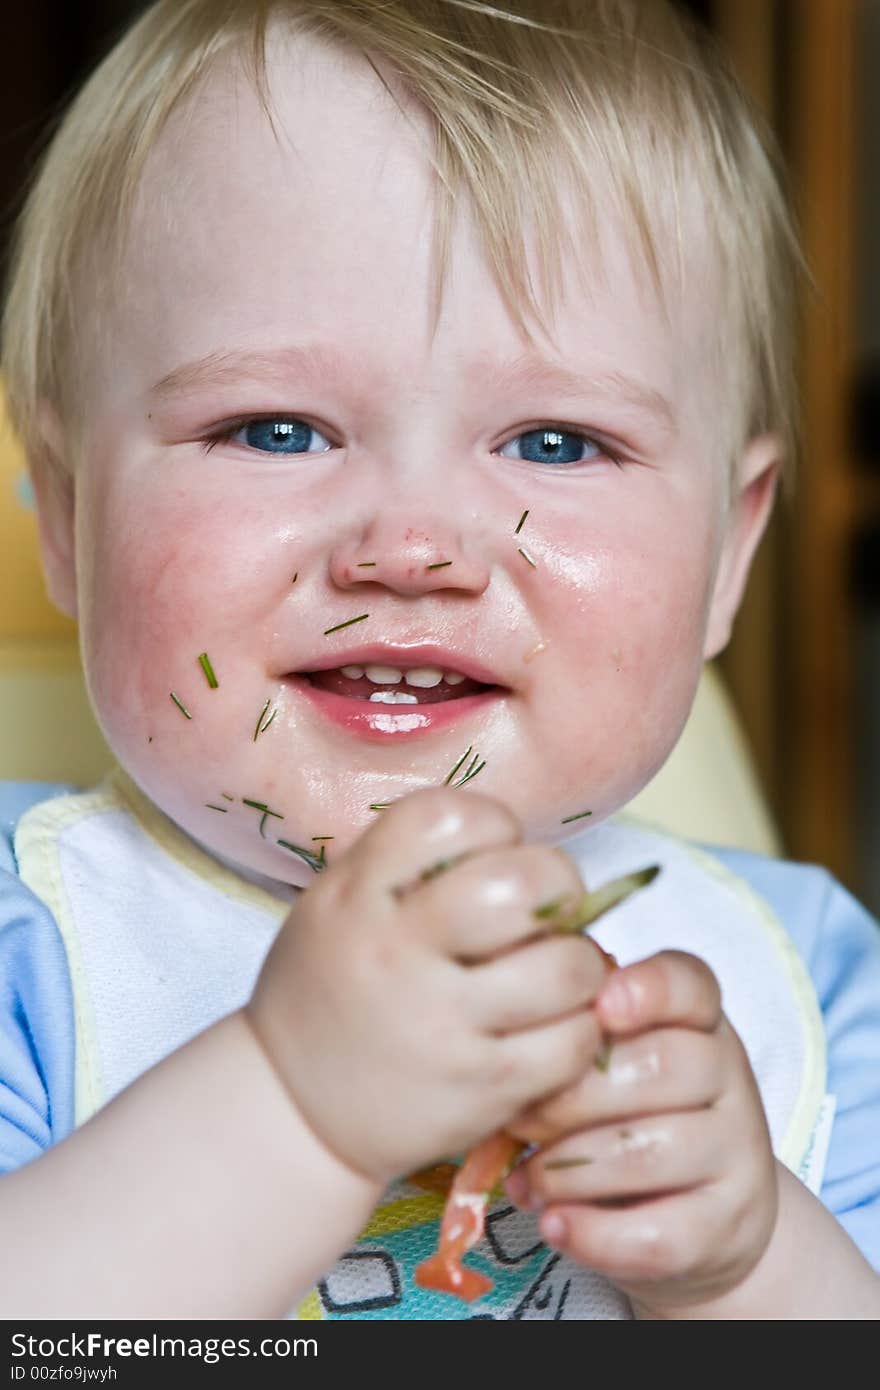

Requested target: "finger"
[
  {"left": 518, "top": 1110, "right": 723, "bottom": 1208},
  {"left": 492, "top": 1009, "right": 602, "bottom": 1114},
  {"left": 534, "top": 1186, "right": 722, "bottom": 1287},
  {"left": 396, "top": 841, "right": 588, "bottom": 959},
  {"left": 467, "top": 935, "right": 609, "bottom": 1034},
  {"left": 597, "top": 951, "right": 722, "bottom": 1036},
  {"left": 366, "top": 785, "right": 522, "bottom": 891},
  {"left": 508, "top": 1025, "right": 728, "bottom": 1143}
]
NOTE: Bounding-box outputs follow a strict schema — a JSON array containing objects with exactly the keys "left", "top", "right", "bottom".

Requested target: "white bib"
[{"left": 15, "top": 771, "right": 829, "bottom": 1320}]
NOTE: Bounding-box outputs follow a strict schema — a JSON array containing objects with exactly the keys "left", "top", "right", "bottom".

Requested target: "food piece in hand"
[{"left": 413, "top": 864, "right": 660, "bottom": 1301}]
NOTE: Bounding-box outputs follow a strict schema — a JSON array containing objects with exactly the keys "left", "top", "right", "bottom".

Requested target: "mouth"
[
  {"left": 284, "top": 645, "right": 511, "bottom": 739},
  {"left": 296, "top": 663, "right": 499, "bottom": 705}
]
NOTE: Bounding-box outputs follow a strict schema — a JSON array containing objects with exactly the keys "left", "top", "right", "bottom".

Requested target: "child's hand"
[
  {"left": 503, "top": 950, "right": 778, "bottom": 1317},
  {"left": 245, "top": 787, "right": 608, "bottom": 1186}
]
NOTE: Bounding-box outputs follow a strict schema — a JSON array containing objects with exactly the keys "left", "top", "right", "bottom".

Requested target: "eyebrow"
[{"left": 150, "top": 344, "right": 676, "bottom": 431}]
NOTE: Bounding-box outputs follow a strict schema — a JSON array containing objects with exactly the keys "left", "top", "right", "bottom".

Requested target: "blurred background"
[{"left": 0, "top": 0, "right": 878, "bottom": 913}]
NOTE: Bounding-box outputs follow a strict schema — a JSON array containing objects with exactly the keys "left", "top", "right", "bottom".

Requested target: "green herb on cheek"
[
  {"left": 205, "top": 803, "right": 228, "bottom": 813},
  {"left": 369, "top": 801, "right": 392, "bottom": 811},
  {"left": 561, "top": 809, "right": 592, "bottom": 824},
  {"left": 324, "top": 614, "right": 369, "bottom": 635},
  {"left": 517, "top": 546, "right": 537, "bottom": 568},
  {"left": 356, "top": 562, "right": 377, "bottom": 568},
  {"left": 197, "top": 652, "right": 218, "bottom": 688},
  {"left": 292, "top": 572, "right": 298, "bottom": 584},
  {"left": 277, "top": 838, "right": 325, "bottom": 872},
  {"left": 426, "top": 560, "right": 453, "bottom": 571},
  {"left": 310, "top": 836, "right": 334, "bottom": 841},
  {"left": 169, "top": 692, "right": 192, "bottom": 719},
  {"left": 258, "top": 708, "right": 277, "bottom": 737},
  {"left": 253, "top": 700, "right": 270, "bottom": 742},
  {"left": 221, "top": 792, "right": 234, "bottom": 801},
  {"left": 514, "top": 509, "right": 529, "bottom": 535},
  {"left": 443, "top": 746, "right": 473, "bottom": 785}
]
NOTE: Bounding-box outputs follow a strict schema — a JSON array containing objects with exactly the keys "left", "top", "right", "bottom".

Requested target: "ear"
[
  {"left": 703, "top": 432, "right": 782, "bottom": 661},
  {"left": 28, "top": 403, "right": 78, "bottom": 620}
]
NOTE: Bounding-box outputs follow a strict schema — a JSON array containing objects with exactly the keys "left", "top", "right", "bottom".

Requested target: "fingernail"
[
  {"left": 541, "top": 1211, "right": 568, "bottom": 1248},
  {"left": 601, "top": 976, "right": 633, "bottom": 1025}
]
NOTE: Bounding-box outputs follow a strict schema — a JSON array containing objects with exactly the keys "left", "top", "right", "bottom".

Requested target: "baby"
[{"left": 1, "top": 0, "right": 878, "bottom": 1320}]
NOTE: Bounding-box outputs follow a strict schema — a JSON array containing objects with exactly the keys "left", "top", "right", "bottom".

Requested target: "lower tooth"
[{"left": 368, "top": 690, "right": 419, "bottom": 704}]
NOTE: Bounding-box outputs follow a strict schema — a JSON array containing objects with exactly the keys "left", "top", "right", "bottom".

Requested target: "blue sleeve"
[
  {"left": 0, "top": 781, "right": 78, "bottom": 1173},
  {"left": 707, "top": 847, "right": 880, "bottom": 1270}
]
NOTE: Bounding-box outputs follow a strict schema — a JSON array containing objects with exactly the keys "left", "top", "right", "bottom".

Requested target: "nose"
[{"left": 329, "top": 511, "right": 492, "bottom": 597}]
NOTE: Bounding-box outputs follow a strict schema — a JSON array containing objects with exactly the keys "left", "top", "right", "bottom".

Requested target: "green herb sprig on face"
[
  {"left": 442, "top": 745, "right": 487, "bottom": 789},
  {"left": 514, "top": 509, "right": 529, "bottom": 535},
  {"left": 197, "top": 652, "right": 218, "bottom": 688},
  {"left": 324, "top": 614, "right": 369, "bottom": 635},
  {"left": 517, "top": 546, "right": 537, "bottom": 568},
  {"left": 277, "top": 839, "right": 325, "bottom": 873},
  {"left": 426, "top": 560, "right": 453, "bottom": 571},
  {"left": 169, "top": 692, "right": 192, "bottom": 719},
  {"left": 561, "top": 809, "right": 592, "bottom": 824},
  {"left": 253, "top": 700, "right": 278, "bottom": 741}
]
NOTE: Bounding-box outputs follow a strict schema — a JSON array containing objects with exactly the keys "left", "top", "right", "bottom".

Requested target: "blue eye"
[
  {"left": 499, "top": 428, "right": 603, "bottom": 467},
  {"left": 211, "top": 418, "right": 332, "bottom": 455}
]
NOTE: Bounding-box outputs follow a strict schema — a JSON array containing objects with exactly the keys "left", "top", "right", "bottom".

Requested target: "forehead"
[{"left": 106, "top": 27, "right": 719, "bottom": 434}]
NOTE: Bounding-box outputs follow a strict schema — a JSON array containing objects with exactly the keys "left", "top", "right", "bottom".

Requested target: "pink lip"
[
  {"left": 287, "top": 674, "right": 507, "bottom": 741},
  {"left": 297, "top": 643, "right": 506, "bottom": 688}
]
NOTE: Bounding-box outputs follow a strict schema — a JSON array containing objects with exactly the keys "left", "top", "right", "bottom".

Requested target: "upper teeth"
[{"left": 339, "top": 664, "right": 468, "bottom": 687}]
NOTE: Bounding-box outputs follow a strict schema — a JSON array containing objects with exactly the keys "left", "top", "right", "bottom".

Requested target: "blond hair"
[{"left": 1, "top": 0, "right": 806, "bottom": 491}]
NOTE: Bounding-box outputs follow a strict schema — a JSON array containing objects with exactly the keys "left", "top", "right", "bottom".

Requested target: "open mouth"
[{"left": 299, "top": 662, "right": 498, "bottom": 705}]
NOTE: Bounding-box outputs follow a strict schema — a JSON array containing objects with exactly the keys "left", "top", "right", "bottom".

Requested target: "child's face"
[{"left": 37, "top": 33, "right": 777, "bottom": 886}]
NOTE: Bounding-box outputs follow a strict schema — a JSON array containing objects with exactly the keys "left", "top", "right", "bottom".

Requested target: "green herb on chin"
[
  {"left": 258, "top": 708, "right": 277, "bottom": 737},
  {"left": 443, "top": 746, "right": 473, "bottom": 785},
  {"left": 311, "top": 836, "right": 334, "bottom": 841},
  {"left": 277, "top": 838, "right": 325, "bottom": 872},
  {"left": 561, "top": 809, "right": 593, "bottom": 824},
  {"left": 452, "top": 752, "right": 486, "bottom": 788},
  {"left": 324, "top": 613, "right": 370, "bottom": 635},
  {"left": 426, "top": 560, "right": 453, "bottom": 570},
  {"left": 514, "top": 509, "right": 529, "bottom": 535},
  {"left": 356, "top": 562, "right": 377, "bottom": 568},
  {"left": 517, "top": 546, "right": 537, "bottom": 568},
  {"left": 169, "top": 692, "right": 192, "bottom": 720},
  {"left": 242, "top": 797, "right": 284, "bottom": 824},
  {"left": 197, "top": 652, "right": 218, "bottom": 688},
  {"left": 205, "top": 804, "right": 228, "bottom": 813},
  {"left": 369, "top": 801, "right": 392, "bottom": 811}
]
